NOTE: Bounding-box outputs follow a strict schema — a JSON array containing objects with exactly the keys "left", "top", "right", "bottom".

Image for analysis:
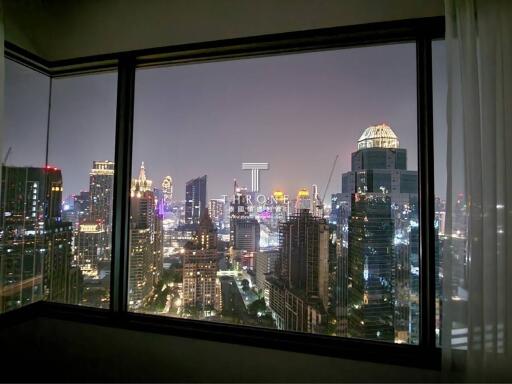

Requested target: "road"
[{"left": 220, "top": 276, "right": 251, "bottom": 324}]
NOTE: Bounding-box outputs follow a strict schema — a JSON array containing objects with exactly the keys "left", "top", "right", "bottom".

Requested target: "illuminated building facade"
[
  {"left": 0, "top": 166, "right": 79, "bottom": 313},
  {"left": 182, "top": 210, "right": 221, "bottom": 316},
  {"left": 185, "top": 175, "right": 207, "bottom": 226},
  {"left": 88, "top": 161, "right": 114, "bottom": 261},
  {"left": 76, "top": 223, "right": 105, "bottom": 277},
  {"left": 230, "top": 218, "right": 260, "bottom": 252},
  {"left": 208, "top": 198, "right": 225, "bottom": 230},
  {"left": 128, "top": 163, "right": 163, "bottom": 308},
  {"left": 346, "top": 194, "right": 394, "bottom": 341},
  {"left": 230, "top": 180, "right": 249, "bottom": 219},
  {"left": 337, "top": 124, "right": 419, "bottom": 343},
  {"left": 161, "top": 175, "right": 173, "bottom": 211}
]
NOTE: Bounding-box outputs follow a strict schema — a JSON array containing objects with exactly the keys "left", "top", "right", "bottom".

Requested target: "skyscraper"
[
  {"left": 76, "top": 223, "right": 105, "bottom": 278},
  {"left": 185, "top": 175, "right": 207, "bottom": 226},
  {"left": 0, "top": 165, "right": 79, "bottom": 313},
  {"left": 208, "top": 198, "right": 225, "bottom": 230},
  {"left": 230, "top": 218, "right": 260, "bottom": 253},
  {"left": 337, "top": 124, "right": 418, "bottom": 342},
  {"left": 88, "top": 161, "right": 114, "bottom": 261},
  {"left": 128, "top": 163, "right": 163, "bottom": 308},
  {"left": 161, "top": 176, "right": 173, "bottom": 212},
  {"left": 182, "top": 209, "right": 221, "bottom": 317},
  {"left": 346, "top": 194, "right": 394, "bottom": 341},
  {"left": 267, "top": 209, "right": 330, "bottom": 333}
]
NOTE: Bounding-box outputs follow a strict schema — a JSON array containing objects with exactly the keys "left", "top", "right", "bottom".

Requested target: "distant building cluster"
[{"left": 0, "top": 123, "right": 454, "bottom": 346}]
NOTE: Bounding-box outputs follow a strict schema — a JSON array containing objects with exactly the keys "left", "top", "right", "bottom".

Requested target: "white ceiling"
[{"left": 4, "top": 0, "right": 444, "bottom": 61}]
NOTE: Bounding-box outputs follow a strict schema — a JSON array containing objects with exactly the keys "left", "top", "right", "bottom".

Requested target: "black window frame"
[{"left": 2, "top": 16, "right": 443, "bottom": 369}]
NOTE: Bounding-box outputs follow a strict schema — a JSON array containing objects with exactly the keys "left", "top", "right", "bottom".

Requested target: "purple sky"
[{"left": 4, "top": 41, "right": 448, "bottom": 202}]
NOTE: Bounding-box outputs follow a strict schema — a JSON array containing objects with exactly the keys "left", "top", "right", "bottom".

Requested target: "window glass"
[
  {"left": 131, "top": 43, "right": 419, "bottom": 343},
  {"left": 1, "top": 60, "right": 50, "bottom": 313},
  {"left": 46, "top": 72, "right": 117, "bottom": 308}
]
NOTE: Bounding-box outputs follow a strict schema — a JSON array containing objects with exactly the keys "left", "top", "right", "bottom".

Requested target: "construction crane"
[
  {"left": 3, "top": 147, "right": 12, "bottom": 165},
  {"left": 316, "top": 154, "right": 339, "bottom": 217}
]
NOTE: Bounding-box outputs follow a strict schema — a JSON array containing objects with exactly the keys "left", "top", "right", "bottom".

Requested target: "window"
[
  {"left": 129, "top": 43, "right": 421, "bottom": 344},
  {"left": 1, "top": 18, "right": 444, "bottom": 366},
  {"left": 0, "top": 62, "right": 117, "bottom": 312},
  {"left": 46, "top": 73, "right": 117, "bottom": 308},
  {"left": 1, "top": 59, "right": 50, "bottom": 313}
]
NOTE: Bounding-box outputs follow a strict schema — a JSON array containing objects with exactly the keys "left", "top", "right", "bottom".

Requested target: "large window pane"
[
  {"left": 129, "top": 43, "right": 420, "bottom": 343},
  {"left": 1, "top": 60, "right": 50, "bottom": 313},
  {"left": 46, "top": 72, "right": 117, "bottom": 308}
]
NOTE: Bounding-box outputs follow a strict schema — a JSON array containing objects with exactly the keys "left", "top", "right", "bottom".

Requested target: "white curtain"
[{"left": 443, "top": 0, "right": 512, "bottom": 381}]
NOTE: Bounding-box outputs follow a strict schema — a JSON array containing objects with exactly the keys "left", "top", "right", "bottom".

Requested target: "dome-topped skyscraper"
[
  {"left": 357, "top": 123, "right": 399, "bottom": 150},
  {"left": 335, "top": 122, "right": 419, "bottom": 343}
]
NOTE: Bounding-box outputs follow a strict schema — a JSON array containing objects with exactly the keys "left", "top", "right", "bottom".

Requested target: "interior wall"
[
  {"left": 4, "top": 0, "right": 444, "bottom": 61},
  {"left": 0, "top": 316, "right": 441, "bottom": 382}
]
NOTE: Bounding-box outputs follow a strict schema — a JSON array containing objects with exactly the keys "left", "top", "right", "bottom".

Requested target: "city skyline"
[{"left": 5, "top": 42, "right": 449, "bottom": 203}]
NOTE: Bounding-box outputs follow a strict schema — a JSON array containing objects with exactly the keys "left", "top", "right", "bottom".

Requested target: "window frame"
[{"left": 2, "top": 16, "right": 443, "bottom": 369}]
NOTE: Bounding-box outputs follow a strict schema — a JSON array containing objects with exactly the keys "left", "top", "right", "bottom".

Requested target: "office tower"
[
  {"left": 208, "top": 198, "right": 225, "bottom": 230},
  {"left": 230, "top": 218, "right": 260, "bottom": 252},
  {"left": 128, "top": 163, "right": 163, "bottom": 308},
  {"left": 88, "top": 161, "right": 114, "bottom": 261},
  {"left": 329, "top": 193, "right": 342, "bottom": 225},
  {"left": 161, "top": 176, "right": 173, "bottom": 211},
  {"left": 89, "top": 161, "right": 114, "bottom": 224},
  {"left": 0, "top": 165, "right": 78, "bottom": 313},
  {"left": 347, "top": 194, "right": 394, "bottom": 340},
  {"left": 337, "top": 124, "right": 418, "bottom": 342},
  {"left": 74, "top": 191, "right": 90, "bottom": 226},
  {"left": 43, "top": 221, "right": 75, "bottom": 303},
  {"left": 184, "top": 175, "right": 207, "bottom": 227},
  {"left": 267, "top": 209, "right": 330, "bottom": 333},
  {"left": 76, "top": 223, "right": 105, "bottom": 278},
  {"left": 182, "top": 210, "right": 221, "bottom": 317}
]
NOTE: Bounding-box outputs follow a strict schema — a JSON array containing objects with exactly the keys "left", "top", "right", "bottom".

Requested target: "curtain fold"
[{"left": 443, "top": 0, "right": 512, "bottom": 381}]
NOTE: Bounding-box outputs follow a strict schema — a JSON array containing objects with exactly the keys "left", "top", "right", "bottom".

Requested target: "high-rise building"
[
  {"left": 161, "top": 176, "right": 173, "bottom": 211},
  {"left": 76, "top": 223, "right": 105, "bottom": 278},
  {"left": 230, "top": 218, "right": 260, "bottom": 252},
  {"left": 346, "top": 194, "right": 395, "bottom": 341},
  {"left": 254, "top": 250, "right": 279, "bottom": 305},
  {"left": 230, "top": 180, "right": 249, "bottom": 219},
  {"left": 208, "top": 198, "right": 225, "bottom": 230},
  {"left": 182, "top": 209, "right": 221, "bottom": 317},
  {"left": 0, "top": 165, "right": 79, "bottom": 313},
  {"left": 128, "top": 163, "right": 163, "bottom": 308},
  {"left": 88, "top": 161, "right": 114, "bottom": 261},
  {"left": 75, "top": 191, "right": 90, "bottom": 224},
  {"left": 185, "top": 175, "right": 207, "bottom": 226},
  {"left": 267, "top": 209, "right": 330, "bottom": 333},
  {"left": 337, "top": 124, "right": 419, "bottom": 342}
]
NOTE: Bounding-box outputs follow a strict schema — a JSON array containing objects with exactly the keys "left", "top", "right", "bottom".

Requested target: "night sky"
[{"left": 4, "top": 41, "right": 447, "bottom": 203}]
